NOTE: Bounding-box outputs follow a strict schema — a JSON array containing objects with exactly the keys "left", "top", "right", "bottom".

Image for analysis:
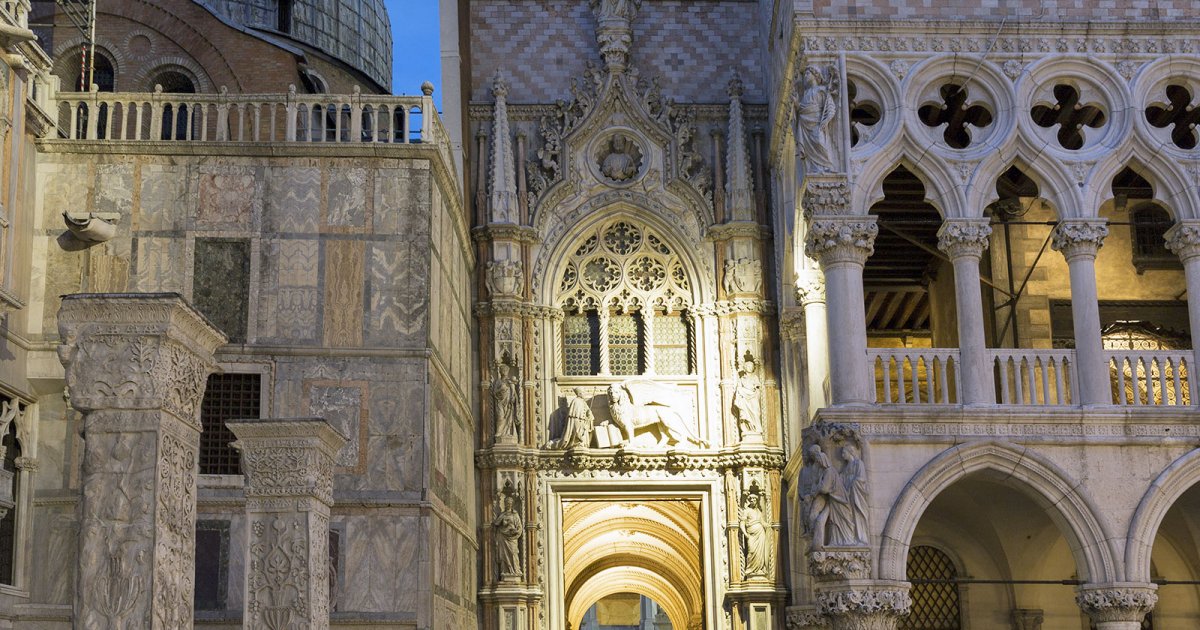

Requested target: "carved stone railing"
[
  {"left": 991, "top": 349, "right": 1078, "bottom": 406},
  {"left": 869, "top": 348, "right": 959, "bottom": 404},
  {"left": 49, "top": 84, "right": 447, "bottom": 152},
  {"left": 1107, "top": 350, "right": 1193, "bottom": 406}
]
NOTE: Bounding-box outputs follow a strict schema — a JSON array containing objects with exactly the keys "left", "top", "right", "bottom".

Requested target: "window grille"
[
  {"left": 1130, "top": 204, "right": 1178, "bottom": 273},
  {"left": 564, "top": 313, "right": 599, "bottom": 376},
  {"left": 654, "top": 311, "right": 690, "bottom": 375},
  {"left": 609, "top": 312, "right": 642, "bottom": 375},
  {"left": 199, "top": 373, "right": 262, "bottom": 475},
  {"left": 901, "top": 546, "right": 962, "bottom": 630}
]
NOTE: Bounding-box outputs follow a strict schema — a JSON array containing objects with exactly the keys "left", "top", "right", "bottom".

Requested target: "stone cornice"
[
  {"left": 472, "top": 223, "right": 541, "bottom": 244},
  {"left": 706, "top": 221, "right": 771, "bottom": 242},
  {"left": 475, "top": 445, "right": 787, "bottom": 473}
]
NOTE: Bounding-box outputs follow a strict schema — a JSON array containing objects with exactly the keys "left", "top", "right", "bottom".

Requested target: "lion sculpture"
[{"left": 607, "top": 380, "right": 707, "bottom": 449}]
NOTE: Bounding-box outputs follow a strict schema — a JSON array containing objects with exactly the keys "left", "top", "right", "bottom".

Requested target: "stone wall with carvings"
[
  {"left": 798, "top": 0, "right": 1196, "bottom": 20},
  {"left": 25, "top": 141, "right": 476, "bottom": 627}
]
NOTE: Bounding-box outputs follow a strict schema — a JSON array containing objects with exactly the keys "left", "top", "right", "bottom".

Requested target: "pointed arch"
[
  {"left": 1085, "top": 139, "right": 1199, "bottom": 221},
  {"left": 1126, "top": 448, "right": 1200, "bottom": 583},
  {"left": 878, "top": 440, "right": 1119, "bottom": 584},
  {"left": 969, "top": 136, "right": 1083, "bottom": 220},
  {"left": 851, "top": 136, "right": 966, "bottom": 218}
]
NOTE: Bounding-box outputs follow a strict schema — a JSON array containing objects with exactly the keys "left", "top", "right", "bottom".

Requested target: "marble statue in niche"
[
  {"left": 551, "top": 388, "right": 594, "bottom": 449},
  {"left": 493, "top": 492, "right": 523, "bottom": 581},
  {"left": 599, "top": 135, "right": 642, "bottom": 183},
  {"left": 795, "top": 65, "right": 837, "bottom": 174},
  {"left": 732, "top": 354, "right": 763, "bottom": 439},
  {"left": 491, "top": 358, "right": 521, "bottom": 444},
  {"left": 798, "top": 423, "right": 869, "bottom": 548},
  {"left": 607, "top": 380, "right": 707, "bottom": 449},
  {"left": 740, "top": 484, "right": 774, "bottom": 579}
]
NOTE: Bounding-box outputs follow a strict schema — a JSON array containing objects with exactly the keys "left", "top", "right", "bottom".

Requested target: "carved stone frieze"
[
  {"left": 485, "top": 260, "right": 525, "bottom": 299},
  {"left": 808, "top": 549, "right": 872, "bottom": 581},
  {"left": 723, "top": 258, "right": 763, "bottom": 296},
  {"left": 937, "top": 218, "right": 993, "bottom": 260},
  {"left": 805, "top": 218, "right": 878, "bottom": 267},
  {"left": 1075, "top": 584, "right": 1158, "bottom": 624},
  {"left": 475, "top": 445, "right": 786, "bottom": 473},
  {"left": 1050, "top": 219, "right": 1108, "bottom": 261},
  {"left": 797, "top": 23, "right": 1199, "bottom": 56}
]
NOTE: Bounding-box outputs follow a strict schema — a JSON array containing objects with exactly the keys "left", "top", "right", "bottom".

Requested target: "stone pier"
[
  {"left": 57, "top": 293, "right": 227, "bottom": 629},
  {"left": 228, "top": 419, "right": 347, "bottom": 630}
]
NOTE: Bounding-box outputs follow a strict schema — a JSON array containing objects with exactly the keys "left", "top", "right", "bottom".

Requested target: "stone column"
[
  {"left": 1050, "top": 219, "right": 1110, "bottom": 405},
  {"left": 228, "top": 419, "right": 347, "bottom": 630},
  {"left": 795, "top": 270, "right": 829, "bottom": 414},
  {"left": 937, "top": 218, "right": 995, "bottom": 405},
  {"left": 1165, "top": 221, "right": 1200, "bottom": 380},
  {"left": 1075, "top": 583, "right": 1157, "bottom": 630},
  {"left": 805, "top": 217, "right": 878, "bottom": 405},
  {"left": 57, "top": 293, "right": 227, "bottom": 629}
]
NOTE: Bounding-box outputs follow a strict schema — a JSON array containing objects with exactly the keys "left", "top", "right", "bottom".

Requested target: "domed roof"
[{"left": 195, "top": 0, "right": 393, "bottom": 91}]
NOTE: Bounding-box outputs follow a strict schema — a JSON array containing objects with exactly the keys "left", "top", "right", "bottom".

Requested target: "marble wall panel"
[
  {"left": 39, "top": 162, "right": 88, "bottom": 230},
  {"left": 29, "top": 503, "right": 76, "bottom": 605},
  {"left": 340, "top": 513, "right": 422, "bottom": 613},
  {"left": 373, "top": 167, "right": 430, "bottom": 238},
  {"left": 133, "top": 236, "right": 186, "bottom": 292},
  {"left": 365, "top": 241, "right": 428, "bottom": 345},
  {"left": 194, "top": 166, "right": 261, "bottom": 230},
  {"left": 40, "top": 241, "right": 83, "bottom": 334},
  {"left": 306, "top": 380, "right": 368, "bottom": 471},
  {"left": 193, "top": 238, "right": 251, "bottom": 343},
  {"left": 360, "top": 378, "right": 424, "bottom": 493},
  {"left": 256, "top": 238, "right": 321, "bottom": 344},
  {"left": 95, "top": 163, "right": 134, "bottom": 217},
  {"left": 264, "top": 167, "right": 320, "bottom": 233},
  {"left": 326, "top": 168, "right": 370, "bottom": 230},
  {"left": 323, "top": 239, "right": 365, "bottom": 348},
  {"left": 138, "top": 163, "right": 187, "bottom": 232}
]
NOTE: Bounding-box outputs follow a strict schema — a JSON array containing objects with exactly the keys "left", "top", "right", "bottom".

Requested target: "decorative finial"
[{"left": 421, "top": 81, "right": 435, "bottom": 96}]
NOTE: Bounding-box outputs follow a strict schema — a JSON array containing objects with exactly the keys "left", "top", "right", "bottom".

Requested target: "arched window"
[
  {"left": 901, "top": 545, "right": 963, "bottom": 630},
  {"left": 0, "top": 399, "right": 21, "bottom": 586},
  {"left": 558, "top": 221, "right": 694, "bottom": 377},
  {"left": 72, "top": 50, "right": 115, "bottom": 92}
]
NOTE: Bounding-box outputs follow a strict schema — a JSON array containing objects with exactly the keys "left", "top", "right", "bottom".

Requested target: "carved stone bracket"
[
  {"left": 786, "top": 606, "right": 831, "bottom": 630},
  {"left": 228, "top": 419, "right": 348, "bottom": 630},
  {"left": 1051, "top": 219, "right": 1109, "bottom": 261},
  {"left": 808, "top": 548, "right": 872, "bottom": 581},
  {"left": 805, "top": 217, "right": 878, "bottom": 268},
  {"left": 937, "top": 218, "right": 993, "bottom": 260},
  {"left": 815, "top": 583, "right": 911, "bottom": 630},
  {"left": 57, "top": 293, "right": 226, "bottom": 630},
  {"left": 802, "top": 177, "right": 850, "bottom": 217},
  {"left": 1075, "top": 583, "right": 1158, "bottom": 626}
]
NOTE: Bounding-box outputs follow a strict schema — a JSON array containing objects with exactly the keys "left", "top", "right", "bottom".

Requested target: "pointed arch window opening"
[{"left": 557, "top": 221, "right": 696, "bottom": 377}]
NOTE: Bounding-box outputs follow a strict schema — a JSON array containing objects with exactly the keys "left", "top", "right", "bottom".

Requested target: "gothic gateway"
[{"left": 1, "top": 0, "right": 1200, "bottom": 628}]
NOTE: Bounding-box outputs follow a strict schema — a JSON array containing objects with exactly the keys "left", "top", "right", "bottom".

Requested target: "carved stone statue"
[
  {"left": 486, "top": 260, "right": 524, "bottom": 298},
  {"left": 607, "top": 380, "right": 707, "bottom": 449},
  {"left": 600, "top": 135, "right": 640, "bottom": 182},
  {"left": 795, "top": 65, "right": 837, "bottom": 174},
  {"left": 799, "top": 444, "right": 851, "bottom": 550},
  {"left": 491, "top": 362, "right": 520, "bottom": 443},
  {"left": 839, "top": 444, "right": 869, "bottom": 545},
  {"left": 493, "top": 494, "right": 523, "bottom": 581},
  {"left": 732, "top": 355, "right": 763, "bottom": 438},
  {"left": 552, "top": 388, "right": 594, "bottom": 449},
  {"left": 722, "top": 258, "right": 763, "bottom": 296},
  {"left": 740, "top": 490, "right": 774, "bottom": 578},
  {"left": 593, "top": 0, "right": 638, "bottom": 20}
]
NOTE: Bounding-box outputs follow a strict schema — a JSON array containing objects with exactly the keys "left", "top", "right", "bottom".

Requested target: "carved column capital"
[
  {"left": 805, "top": 217, "right": 878, "bottom": 268},
  {"left": 795, "top": 269, "right": 827, "bottom": 306},
  {"left": 228, "top": 419, "right": 347, "bottom": 507},
  {"left": 13, "top": 456, "right": 37, "bottom": 472},
  {"left": 1075, "top": 583, "right": 1158, "bottom": 625},
  {"left": 1165, "top": 220, "right": 1200, "bottom": 262},
  {"left": 1011, "top": 608, "right": 1044, "bottom": 630},
  {"left": 816, "top": 583, "right": 911, "bottom": 630},
  {"left": 937, "top": 218, "right": 992, "bottom": 260},
  {"left": 57, "top": 293, "right": 227, "bottom": 427},
  {"left": 1051, "top": 218, "right": 1109, "bottom": 262},
  {"left": 802, "top": 176, "right": 851, "bottom": 216}
]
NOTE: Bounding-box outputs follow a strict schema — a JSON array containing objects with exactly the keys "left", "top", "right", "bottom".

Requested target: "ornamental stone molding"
[
  {"left": 1075, "top": 584, "right": 1158, "bottom": 625},
  {"left": 57, "top": 293, "right": 228, "bottom": 427},
  {"left": 1051, "top": 219, "right": 1109, "bottom": 261},
  {"left": 805, "top": 217, "right": 879, "bottom": 269},
  {"left": 228, "top": 419, "right": 348, "bottom": 630},
  {"left": 937, "top": 219, "right": 993, "bottom": 260},
  {"left": 815, "top": 584, "right": 912, "bottom": 630},
  {"left": 57, "top": 293, "right": 226, "bottom": 630},
  {"left": 486, "top": 260, "right": 525, "bottom": 299},
  {"left": 1165, "top": 221, "right": 1200, "bottom": 262},
  {"left": 808, "top": 549, "right": 872, "bottom": 581},
  {"left": 802, "top": 177, "right": 851, "bottom": 216}
]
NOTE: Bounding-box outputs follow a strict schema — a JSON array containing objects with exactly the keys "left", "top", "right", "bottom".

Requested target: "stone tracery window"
[{"left": 558, "top": 221, "right": 694, "bottom": 376}]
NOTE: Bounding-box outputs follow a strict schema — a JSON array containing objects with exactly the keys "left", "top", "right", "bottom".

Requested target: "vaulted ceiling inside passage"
[{"left": 865, "top": 166, "right": 942, "bottom": 333}]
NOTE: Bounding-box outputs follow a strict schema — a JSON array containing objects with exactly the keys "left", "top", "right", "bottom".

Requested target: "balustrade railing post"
[
  {"left": 216, "top": 86, "right": 229, "bottom": 141},
  {"left": 421, "top": 81, "right": 435, "bottom": 142},
  {"left": 285, "top": 84, "right": 298, "bottom": 141}
]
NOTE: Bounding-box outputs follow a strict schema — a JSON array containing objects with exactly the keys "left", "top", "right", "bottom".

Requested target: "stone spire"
[
  {"left": 489, "top": 72, "right": 518, "bottom": 224},
  {"left": 725, "top": 76, "right": 755, "bottom": 222}
]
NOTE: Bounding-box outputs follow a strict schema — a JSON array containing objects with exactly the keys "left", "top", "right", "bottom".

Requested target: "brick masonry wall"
[{"left": 470, "top": 0, "right": 767, "bottom": 103}]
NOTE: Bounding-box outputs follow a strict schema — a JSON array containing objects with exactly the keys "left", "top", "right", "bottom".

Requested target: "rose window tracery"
[
  {"left": 559, "top": 221, "right": 692, "bottom": 313},
  {"left": 1145, "top": 84, "right": 1200, "bottom": 150},
  {"left": 603, "top": 221, "right": 643, "bottom": 256},
  {"left": 1031, "top": 83, "right": 1107, "bottom": 150},
  {"left": 918, "top": 83, "right": 994, "bottom": 149}
]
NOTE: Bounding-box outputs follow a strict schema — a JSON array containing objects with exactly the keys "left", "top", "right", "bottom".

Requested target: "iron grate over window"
[
  {"left": 199, "top": 373, "right": 261, "bottom": 475},
  {"left": 901, "top": 546, "right": 962, "bottom": 630}
]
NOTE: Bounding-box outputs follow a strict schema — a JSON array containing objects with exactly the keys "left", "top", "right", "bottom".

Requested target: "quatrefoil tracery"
[
  {"left": 1031, "top": 83, "right": 1107, "bottom": 151},
  {"left": 918, "top": 83, "right": 994, "bottom": 149},
  {"left": 847, "top": 80, "right": 882, "bottom": 147},
  {"left": 1145, "top": 84, "right": 1200, "bottom": 150}
]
